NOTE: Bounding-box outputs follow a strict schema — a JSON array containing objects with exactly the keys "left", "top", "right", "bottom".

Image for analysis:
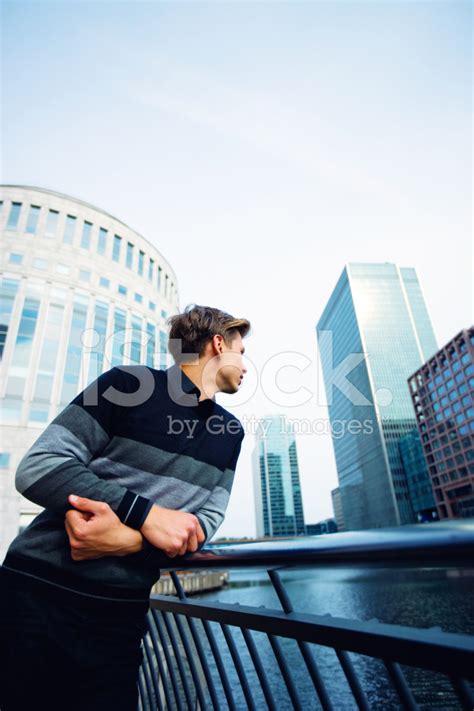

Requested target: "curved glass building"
[{"left": 0, "top": 185, "right": 180, "bottom": 556}]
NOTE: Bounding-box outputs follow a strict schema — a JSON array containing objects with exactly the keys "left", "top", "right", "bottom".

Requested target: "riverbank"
[{"left": 151, "top": 570, "right": 229, "bottom": 596}]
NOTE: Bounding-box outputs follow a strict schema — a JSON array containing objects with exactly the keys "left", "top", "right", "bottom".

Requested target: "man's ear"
[{"left": 211, "top": 333, "right": 224, "bottom": 354}]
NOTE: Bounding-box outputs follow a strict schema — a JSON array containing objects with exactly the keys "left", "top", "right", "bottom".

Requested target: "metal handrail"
[
  {"left": 160, "top": 520, "right": 474, "bottom": 569},
  {"left": 139, "top": 521, "right": 474, "bottom": 711}
]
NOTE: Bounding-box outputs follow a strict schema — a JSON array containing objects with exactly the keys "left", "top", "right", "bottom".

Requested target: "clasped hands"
[{"left": 64, "top": 494, "right": 205, "bottom": 562}]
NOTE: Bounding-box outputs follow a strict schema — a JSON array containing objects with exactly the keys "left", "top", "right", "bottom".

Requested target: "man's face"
[{"left": 215, "top": 333, "right": 247, "bottom": 394}]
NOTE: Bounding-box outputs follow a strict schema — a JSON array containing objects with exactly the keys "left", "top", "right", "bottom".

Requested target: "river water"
[{"left": 192, "top": 566, "right": 474, "bottom": 710}]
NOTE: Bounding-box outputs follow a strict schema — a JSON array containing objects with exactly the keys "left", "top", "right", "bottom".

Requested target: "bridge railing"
[{"left": 138, "top": 521, "right": 474, "bottom": 711}]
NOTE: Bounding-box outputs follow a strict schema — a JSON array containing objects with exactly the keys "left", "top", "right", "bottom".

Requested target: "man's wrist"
[
  {"left": 116, "top": 525, "right": 145, "bottom": 556},
  {"left": 141, "top": 504, "right": 159, "bottom": 535}
]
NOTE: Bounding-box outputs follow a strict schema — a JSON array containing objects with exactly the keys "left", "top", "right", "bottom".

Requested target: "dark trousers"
[{"left": 0, "top": 566, "right": 149, "bottom": 711}]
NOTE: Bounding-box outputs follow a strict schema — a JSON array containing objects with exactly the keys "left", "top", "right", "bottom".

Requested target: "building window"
[
  {"left": 130, "top": 314, "right": 142, "bottom": 364},
  {"left": 29, "top": 406, "right": 49, "bottom": 423},
  {"left": 7, "top": 202, "right": 22, "bottom": 230},
  {"left": 33, "top": 258, "right": 48, "bottom": 270},
  {"left": 0, "top": 398, "right": 22, "bottom": 423},
  {"left": 45, "top": 209, "right": 59, "bottom": 237},
  {"left": 149, "top": 301, "right": 156, "bottom": 311},
  {"left": 126, "top": 242, "right": 134, "bottom": 269},
  {"left": 98, "top": 227, "right": 107, "bottom": 255},
  {"left": 8, "top": 253, "right": 23, "bottom": 265},
  {"left": 138, "top": 250, "right": 145, "bottom": 276},
  {"left": 0, "top": 278, "right": 19, "bottom": 359},
  {"left": 148, "top": 258, "right": 154, "bottom": 282},
  {"left": 113, "top": 235, "right": 122, "bottom": 262},
  {"left": 159, "top": 329, "right": 168, "bottom": 369},
  {"left": 99, "top": 276, "right": 110, "bottom": 288},
  {"left": 60, "top": 295, "right": 89, "bottom": 405},
  {"left": 134, "top": 293, "right": 143, "bottom": 304},
  {"left": 79, "top": 270, "right": 91, "bottom": 282},
  {"left": 118, "top": 284, "right": 127, "bottom": 296},
  {"left": 0, "top": 452, "right": 10, "bottom": 468},
  {"left": 146, "top": 321, "right": 156, "bottom": 367},
  {"left": 111, "top": 307, "right": 127, "bottom": 367},
  {"left": 63, "top": 215, "right": 77, "bottom": 244},
  {"left": 31, "top": 301, "right": 65, "bottom": 423},
  {"left": 157, "top": 266, "right": 162, "bottom": 290},
  {"left": 26, "top": 205, "right": 41, "bottom": 234},
  {"left": 56, "top": 264, "right": 70, "bottom": 274},
  {"left": 81, "top": 221, "right": 93, "bottom": 249},
  {"left": 5, "top": 294, "right": 40, "bottom": 405},
  {"left": 87, "top": 301, "right": 109, "bottom": 383}
]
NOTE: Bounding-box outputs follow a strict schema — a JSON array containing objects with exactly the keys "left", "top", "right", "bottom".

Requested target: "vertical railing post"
[
  {"left": 170, "top": 571, "right": 221, "bottom": 710},
  {"left": 268, "top": 568, "right": 334, "bottom": 710}
]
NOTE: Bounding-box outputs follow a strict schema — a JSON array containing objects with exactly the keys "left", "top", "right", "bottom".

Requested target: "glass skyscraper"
[
  {"left": 398, "top": 429, "right": 438, "bottom": 522},
  {"left": 252, "top": 415, "right": 306, "bottom": 537},
  {"left": 316, "top": 263, "right": 438, "bottom": 530}
]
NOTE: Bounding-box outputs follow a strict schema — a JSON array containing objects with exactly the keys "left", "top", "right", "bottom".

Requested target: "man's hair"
[{"left": 167, "top": 304, "right": 251, "bottom": 364}]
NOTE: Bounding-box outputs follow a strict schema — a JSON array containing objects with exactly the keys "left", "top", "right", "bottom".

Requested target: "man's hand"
[
  {"left": 65, "top": 495, "right": 144, "bottom": 561},
  {"left": 141, "top": 505, "right": 205, "bottom": 558}
]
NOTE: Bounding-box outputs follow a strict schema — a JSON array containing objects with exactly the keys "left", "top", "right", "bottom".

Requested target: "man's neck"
[{"left": 180, "top": 362, "right": 218, "bottom": 402}]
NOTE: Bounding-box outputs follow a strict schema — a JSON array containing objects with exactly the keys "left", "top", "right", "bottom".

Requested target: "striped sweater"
[{"left": 2, "top": 364, "right": 244, "bottom": 602}]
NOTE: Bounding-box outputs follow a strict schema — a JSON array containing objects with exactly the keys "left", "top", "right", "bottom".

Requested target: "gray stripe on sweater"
[
  {"left": 18, "top": 455, "right": 127, "bottom": 513},
  {"left": 89, "top": 459, "right": 211, "bottom": 510},
  {"left": 100, "top": 436, "right": 235, "bottom": 492},
  {"left": 16, "top": 451, "right": 72, "bottom": 495},
  {"left": 15, "top": 421, "right": 98, "bottom": 493},
  {"left": 195, "top": 485, "right": 230, "bottom": 539},
  {"left": 51, "top": 404, "right": 109, "bottom": 454}
]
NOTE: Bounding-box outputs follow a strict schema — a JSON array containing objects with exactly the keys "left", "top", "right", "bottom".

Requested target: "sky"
[{"left": 2, "top": 0, "right": 472, "bottom": 538}]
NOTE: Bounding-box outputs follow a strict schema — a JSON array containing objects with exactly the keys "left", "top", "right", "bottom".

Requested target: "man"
[{"left": 0, "top": 304, "right": 250, "bottom": 710}]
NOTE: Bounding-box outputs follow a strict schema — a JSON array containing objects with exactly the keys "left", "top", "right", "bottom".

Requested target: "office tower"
[
  {"left": 306, "top": 519, "right": 337, "bottom": 535},
  {"left": 398, "top": 429, "right": 438, "bottom": 522},
  {"left": 0, "top": 185, "right": 179, "bottom": 558},
  {"left": 331, "top": 487, "right": 345, "bottom": 531},
  {"left": 408, "top": 327, "right": 474, "bottom": 519},
  {"left": 253, "top": 415, "right": 306, "bottom": 537},
  {"left": 316, "top": 263, "right": 437, "bottom": 530}
]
